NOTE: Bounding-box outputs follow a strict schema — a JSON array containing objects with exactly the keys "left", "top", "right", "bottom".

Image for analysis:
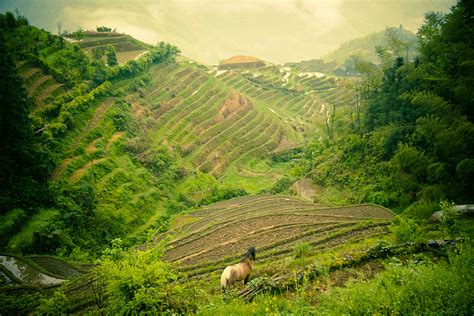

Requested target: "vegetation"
[
  {"left": 0, "top": 1, "right": 473, "bottom": 314},
  {"left": 305, "top": 0, "right": 474, "bottom": 210}
]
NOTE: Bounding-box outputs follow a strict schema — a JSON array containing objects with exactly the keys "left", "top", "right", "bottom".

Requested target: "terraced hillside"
[
  {"left": 17, "top": 61, "right": 67, "bottom": 110},
  {"left": 215, "top": 66, "right": 355, "bottom": 139},
  {"left": 68, "top": 31, "right": 150, "bottom": 64},
  {"left": 117, "top": 61, "right": 307, "bottom": 186},
  {"left": 162, "top": 195, "right": 394, "bottom": 276}
]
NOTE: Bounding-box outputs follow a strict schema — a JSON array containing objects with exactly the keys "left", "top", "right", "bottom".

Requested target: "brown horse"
[{"left": 220, "top": 246, "right": 256, "bottom": 290}]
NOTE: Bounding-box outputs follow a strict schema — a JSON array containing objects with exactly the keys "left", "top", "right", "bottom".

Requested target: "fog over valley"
[{"left": 1, "top": 0, "right": 455, "bottom": 63}]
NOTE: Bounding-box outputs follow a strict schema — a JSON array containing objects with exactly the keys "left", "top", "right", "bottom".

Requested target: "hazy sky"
[{"left": 1, "top": 0, "right": 456, "bottom": 64}]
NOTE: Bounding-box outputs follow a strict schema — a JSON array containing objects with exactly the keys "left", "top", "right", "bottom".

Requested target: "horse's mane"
[{"left": 241, "top": 246, "right": 256, "bottom": 262}]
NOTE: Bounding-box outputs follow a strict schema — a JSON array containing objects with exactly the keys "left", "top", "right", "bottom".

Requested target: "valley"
[{"left": 0, "top": 3, "right": 473, "bottom": 314}]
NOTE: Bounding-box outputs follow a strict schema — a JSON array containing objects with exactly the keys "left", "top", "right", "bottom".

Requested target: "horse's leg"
[{"left": 244, "top": 274, "right": 250, "bottom": 285}]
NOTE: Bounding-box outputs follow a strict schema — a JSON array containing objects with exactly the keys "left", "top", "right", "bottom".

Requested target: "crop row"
[
  {"left": 176, "top": 222, "right": 356, "bottom": 266},
  {"left": 178, "top": 222, "right": 390, "bottom": 276},
  {"left": 167, "top": 221, "right": 355, "bottom": 263},
  {"left": 143, "top": 64, "right": 290, "bottom": 174},
  {"left": 166, "top": 209, "right": 390, "bottom": 265},
  {"left": 168, "top": 203, "right": 330, "bottom": 247}
]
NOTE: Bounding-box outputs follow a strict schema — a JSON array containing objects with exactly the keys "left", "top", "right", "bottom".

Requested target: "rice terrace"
[{"left": 0, "top": 1, "right": 473, "bottom": 314}]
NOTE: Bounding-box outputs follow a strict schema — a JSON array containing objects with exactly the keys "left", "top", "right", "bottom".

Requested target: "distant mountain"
[
  {"left": 287, "top": 27, "right": 418, "bottom": 77},
  {"left": 322, "top": 26, "right": 417, "bottom": 65}
]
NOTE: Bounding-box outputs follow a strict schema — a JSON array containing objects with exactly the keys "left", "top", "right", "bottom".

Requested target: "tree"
[
  {"left": 0, "top": 31, "right": 49, "bottom": 211},
  {"left": 106, "top": 46, "right": 118, "bottom": 66},
  {"left": 56, "top": 21, "right": 62, "bottom": 35},
  {"left": 96, "top": 26, "right": 112, "bottom": 32},
  {"left": 72, "top": 27, "right": 85, "bottom": 40}
]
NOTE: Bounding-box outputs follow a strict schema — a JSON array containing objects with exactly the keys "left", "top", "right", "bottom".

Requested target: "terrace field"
[
  {"left": 161, "top": 195, "right": 393, "bottom": 277},
  {"left": 69, "top": 32, "right": 150, "bottom": 64}
]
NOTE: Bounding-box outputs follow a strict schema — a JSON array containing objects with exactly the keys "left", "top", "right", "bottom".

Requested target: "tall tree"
[{"left": 0, "top": 31, "right": 48, "bottom": 212}]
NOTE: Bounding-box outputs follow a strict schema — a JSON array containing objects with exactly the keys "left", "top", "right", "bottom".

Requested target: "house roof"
[{"left": 221, "top": 55, "right": 263, "bottom": 65}]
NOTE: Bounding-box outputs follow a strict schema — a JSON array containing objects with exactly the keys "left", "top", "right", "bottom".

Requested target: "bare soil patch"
[{"left": 292, "top": 178, "right": 317, "bottom": 202}]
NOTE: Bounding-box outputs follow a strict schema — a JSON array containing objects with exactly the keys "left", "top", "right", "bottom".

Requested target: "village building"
[{"left": 218, "top": 55, "right": 265, "bottom": 70}]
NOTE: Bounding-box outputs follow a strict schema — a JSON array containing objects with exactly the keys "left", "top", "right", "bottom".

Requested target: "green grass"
[{"left": 7, "top": 209, "right": 61, "bottom": 251}]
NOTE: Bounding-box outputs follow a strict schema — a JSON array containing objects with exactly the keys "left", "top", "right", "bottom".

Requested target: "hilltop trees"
[{"left": 96, "top": 26, "right": 113, "bottom": 32}]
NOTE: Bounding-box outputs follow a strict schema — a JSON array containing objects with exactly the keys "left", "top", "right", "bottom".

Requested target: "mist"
[{"left": 1, "top": 0, "right": 455, "bottom": 64}]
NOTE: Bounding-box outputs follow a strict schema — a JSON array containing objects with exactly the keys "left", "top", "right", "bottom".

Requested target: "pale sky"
[{"left": 1, "top": 0, "right": 456, "bottom": 64}]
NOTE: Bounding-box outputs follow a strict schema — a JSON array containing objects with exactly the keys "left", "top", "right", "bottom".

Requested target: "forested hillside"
[
  {"left": 0, "top": 1, "right": 473, "bottom": 314},
  {"left": 303, "top": 3, "right": 474, "bottom": 211}
]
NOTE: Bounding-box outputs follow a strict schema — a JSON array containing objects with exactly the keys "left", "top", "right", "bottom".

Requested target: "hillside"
[
  {"left": 163, "top": 195, "right": 393, "bottom": 271},
  {"left": 1, "top": 4, "right": 473, "bottom": 315},
  {"left": 0, "top": 14, "right": 356, "bottom": 258},
  {"left": 65, "top": 31, "right": 150, "bottom": 64}
]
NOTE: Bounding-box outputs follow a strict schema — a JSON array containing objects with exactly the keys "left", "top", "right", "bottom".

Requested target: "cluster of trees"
[
  {"left": 96, "top": 26, "right": 114, "bottom": 32},
  {"left": 308, "top": 0, "right": 473, "bottom": 210},
  {"left": 91, "top": 45, "right": 118, "bottom": 66}
]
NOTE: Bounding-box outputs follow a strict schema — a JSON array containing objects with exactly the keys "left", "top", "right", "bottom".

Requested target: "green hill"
[
  {"left": 0, "top": 5, "right": 473, "bottom": 315},
  {"left": 0, "top": 15, "right": 356, "bottom": 258}
]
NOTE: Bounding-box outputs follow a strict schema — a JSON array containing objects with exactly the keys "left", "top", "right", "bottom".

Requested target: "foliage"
[
  {"left": 36, "top": 289, "right": 69, "bottom": 314},
  {"left": 0, "top": 28, "right": 51, "bottom": 212},
  {"left": 304, "top": 1, "right": 474, "bottom": 209},
  {"left": 94, "top": 244, "right": 197, "bottom": 314},
  {"left": 439, "top": 200, "right": 460, "bottom": 238},
  {"left": 268, "top": 176, "right": 295, "bottom": 194},
  {"left": 390, "top": 216, "right": 425, "bottom": 243},
  {"left": 106, "top": 45, "right": 118, "bottom": 66},
  {"left": 0, "top": 292, "right": 40, "bottom": 315},
  {"left": 403, "top": 200, "right": 440, "bottom": 222},
  {"left": 313, "top": 246, "right": 474, "bottom": 315},
  {"left": 0, "top": 209, "right": 26, "bottom": 246},
  {"left": 96, "top": 26, "right": 113, "bottom": 32}
]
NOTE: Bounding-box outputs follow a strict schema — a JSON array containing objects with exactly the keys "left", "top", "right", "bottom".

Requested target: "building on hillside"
[{"left": 218, "top": 55, "right": 265, "bottom": 70}]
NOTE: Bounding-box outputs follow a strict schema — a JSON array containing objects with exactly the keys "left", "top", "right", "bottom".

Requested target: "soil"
[
  {"left": 162, "top": 195, "right": 393, "bottom": 270},
  {"left": 292, "top": 178, "right": 317, "bottom": 202}
]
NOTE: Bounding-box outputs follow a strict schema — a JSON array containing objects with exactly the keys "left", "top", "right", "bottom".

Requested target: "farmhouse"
[{"left": 219, "top": 55, "right": 265, "bottom": 70}]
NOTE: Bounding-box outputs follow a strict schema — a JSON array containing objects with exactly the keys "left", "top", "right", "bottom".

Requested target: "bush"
[
  {"left": 390, "top": 216, "right": 425, "bottom": 243},
  {"left": 403, "top": 200, "right": 440, "bottom": 222},
  {"left": 95, "top": 246, "right": 197, "bottom": 314}
]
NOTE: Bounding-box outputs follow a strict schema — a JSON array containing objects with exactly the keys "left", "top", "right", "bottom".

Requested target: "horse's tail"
[{"left": 220, "top": 267, "right": 231, "bottom": 291}]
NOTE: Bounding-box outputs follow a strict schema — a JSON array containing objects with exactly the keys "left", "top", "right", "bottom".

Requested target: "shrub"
[
  {"left": 403, "top": 200, "right": 440, "bottom": 222},
  {"left": 390, "top": 216, "right": 425, "bottom": 243},
  {"left": 95, "top": 246, "right": 197, "bottom": 314}
]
